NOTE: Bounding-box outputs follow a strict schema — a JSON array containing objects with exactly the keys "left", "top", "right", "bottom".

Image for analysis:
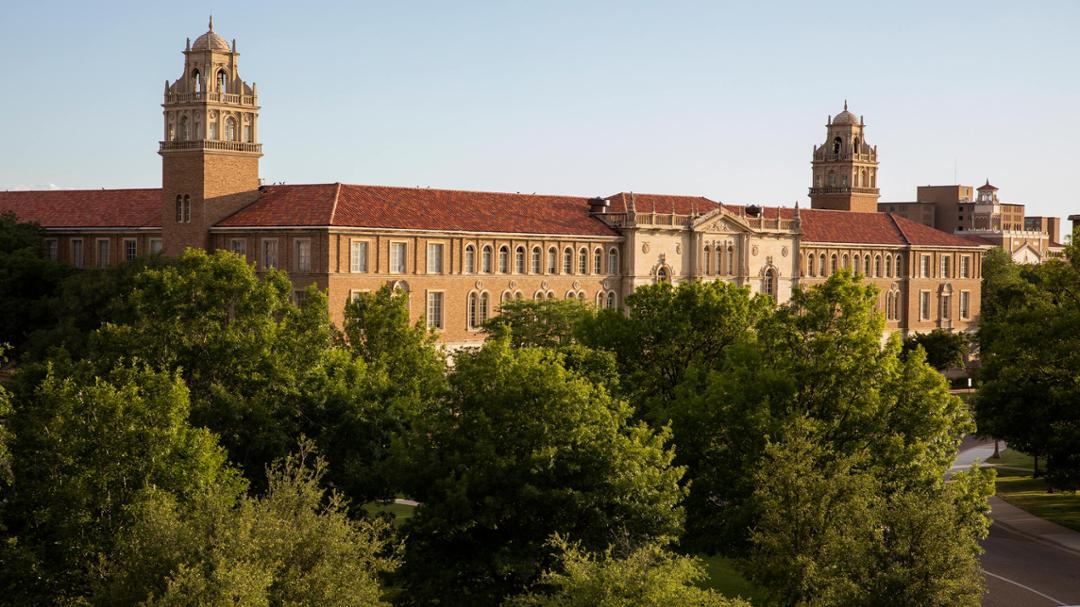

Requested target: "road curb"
[{"left": 990, "top": 513, "right": 1080, "bottom": 558}]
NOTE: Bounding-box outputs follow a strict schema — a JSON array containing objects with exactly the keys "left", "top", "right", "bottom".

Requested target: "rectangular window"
[
  {"left": 350, "top": 240, "right": 368, "bottom": 273},
  {"left": 96, "top": 239, "right": 110, "bottom": 268},
  {"left": 960, "top": 290, "right": 970, "bottom": 319},
  {"left": 149, "top": 238, "right": 163, "bottom": 255},
  {"left": 960, "top": 256, "right": 970, "bottom": 278},
  {"left": 123, "top": 238, "right": 137, "bottom": 262},
  {"left": 941, "top": 294, "right": 951, "bottom": 320},
  {"left": 230, "top": 238, "right": 247, "bottom": 257},
  {"left": 920, "top": 291, "right": 931, "bottom": 320},
  {"left": 294, "top": 239, "right": 311, "bottom": 272},
  {"left": 390, "top": 242, "right": 407, "bottom": 274},
  {"left": 44, "top": 238, "right": 58, "bottom": 261},
  {"left": 427, "top": 243, "right": 444, "bottom": 274},
  {"left": 262, "top": 238, "right": 279, "bottom": 269},
  {"left": 940, "top": 256, "right": 951, "bottom": 278},
  {"left": 71, "top": 239, "right": 84, "bottom": 268},
  {"left": 920, "top": 255, "right": 931, "bottom": 278},
  {"left": 426, "top": 291, "right": 444, "bottom": 329}
]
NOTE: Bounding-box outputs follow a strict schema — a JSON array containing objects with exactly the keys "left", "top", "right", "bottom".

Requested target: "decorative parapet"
[
  {"left": 159, "top": 140, "right": 262, "bottom": 153},
  {"left": 165, "top": 92, "right": 258, "bottom": 106}
]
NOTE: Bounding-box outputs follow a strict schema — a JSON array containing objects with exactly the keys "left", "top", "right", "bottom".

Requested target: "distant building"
[
  {"left": 0, "top": 21, "right": 988, "bottom": 346},
  {"left": 879, "top": 181, "right": 1063, "bottom": 263}
]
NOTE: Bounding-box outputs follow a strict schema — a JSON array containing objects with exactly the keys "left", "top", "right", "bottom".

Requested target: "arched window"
[
  {"left": 498, "top": 246, "right": 509, "bottom": 273},
  {"left": 842, "top": 254, "right": 849, "bottom": 270},
  {"left": 705, "top": 246, "right": 713, "bottom": 275},
  {"left": 208, "top": 113, "right": 218, "bottom": 140},
  {"left": 864, "top": 256, "right": 871, "bottom": 276},
  {"left": 531, "top": 246, "right": 542, "bottom": 274},
  {"left": 895, "top": 254, "right": 903, "bottom": 278},
  {"left": 242, "top": 115, "right": 253, "bottom": 143},
  {"left": 563, "top": 247, "right": 573, "bottom": 274},
  {"left": 885, "top": 254, "right": 892, "bottom": 277},
  {"left": 565, "top": 291, "right": 576, "bottom": 300},
  {"left": 534, "top": 290, "right": 545, "bottom": 301},
  {"left": 874, "top": 255, "right": 882, "bottom": 277},
  {"left": 820, "top": 253, "right": 827, "bottom": 276},
  {"left": 515, "top": 291, "right": 523, "bottom": 300},
  {"left": 885, "top": 292, "right": 893, "bottom": 320},
  {"left": 607, "top": 291, "right": 616, "bottom": 309},
  {"left": 515, "top": 246, "right": 525, "bottom": 274},
  {"left": 546, "top": 291, "right": 556, "bottom": 300},
  {"left": 853, "top": 255, "right": 861, "bottom": 274},
  {"left": 871, "top": 171, "right": 877, "bottom": 188},
  {"left": 479, "top": 292, "right": 490, "bottom": 324},
  {"left": 763, "top": 268, "right": 776, "bottom": 298},
  {"left": 501, "top": 291, "right": 512, "bottom": 304},
  {"left": 192, "top": 69, "right": 202, "bottom": 94},
  {"left": 656, "top": 266, "right": 670, "bottom": 284},
  {"left": 468, "top": 292, "right": 478, "bottom": 328},
  {"left": 481, "top": 246, "right": 493, "bottom": 273},
  {"left": 578, "top": 247, "right": 588, "bottom": 274},
  {"left": 548, "top": 247, "right": 557, "bottom": 273},
  {"left": 179, "top": 116, "right": 189, "bottom": 141},
  {"left": 217, "top": 70, "right": 227, "bottom": 93},
  {"left": 577, "top": 292, "right": 586, "bottom": 302},
  {"left": 596, "top": 291, "right": 605, "bottom": 307},
  {"left": 832, "top": 137, "right": 842, "bottom": 154},
  {"left": 594, "top": 247, "right": 602, "bottom": 274},
  {"left": 464, "top": 245, "right": 476, "bottom": 273},
  {"left": 225, "top": 116, "right": 237, "bottom": 142},
  {"left": 861, "top": 169, "right": 868, "bottom": 188},
  {"left": 853, "top": 136, "right": 860, "bottom": 153},
  {"left": 807, "top": 253, "right": 815, "bottom": 277},
  {"left": 608, "top": 248, "right": 618, "bottom": 275},
  {"left": 831, "top": 254, "right": 838, "bottom": 274}
]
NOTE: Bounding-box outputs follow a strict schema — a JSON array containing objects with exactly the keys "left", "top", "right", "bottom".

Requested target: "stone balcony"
[
  {"left": 159, "top": 140, "right": 263, "bottom": 154},
  {"left": 165, "top": 92, "right": 258, "bottom": 107},
  {"left": 808, "top": 186, "right": 880, "bottom": 196}
]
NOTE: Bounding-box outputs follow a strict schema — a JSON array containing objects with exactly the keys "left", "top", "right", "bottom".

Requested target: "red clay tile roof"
[
  {"left": 217, "top": 183, "right": 620, "bottom": 236},
  {"left": 605, "top": 192, "right": 719, "bottom": 215},
  {"left": 0, "top": 188, "right": 161, "bottom": 228}
]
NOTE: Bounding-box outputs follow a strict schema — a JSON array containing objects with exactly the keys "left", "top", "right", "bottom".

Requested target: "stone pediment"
[{"left": 692, "top": 208, "right": 756, "bottom": 235}]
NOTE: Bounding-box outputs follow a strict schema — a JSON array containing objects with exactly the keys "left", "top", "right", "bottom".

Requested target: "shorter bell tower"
[
  {"left": 160, "top": 17, "right": 262, "bottom": 255},
  {"left": 809, "top": 102, "right": 879, "bottom": 213}
]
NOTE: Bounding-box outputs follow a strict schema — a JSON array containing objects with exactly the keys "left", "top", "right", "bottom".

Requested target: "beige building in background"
[{"left": 0, "top": 21, "right": 988, "bottom": 347}]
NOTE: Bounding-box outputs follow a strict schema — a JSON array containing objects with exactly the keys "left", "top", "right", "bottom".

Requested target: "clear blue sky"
[{"left": 3, "top": 1, "right": 1078, "bottom": 221}]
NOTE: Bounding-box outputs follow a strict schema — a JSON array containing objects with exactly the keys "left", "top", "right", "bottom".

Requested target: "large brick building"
[{"left": 0, "top": 21, "right": 988, "bottom": 348}]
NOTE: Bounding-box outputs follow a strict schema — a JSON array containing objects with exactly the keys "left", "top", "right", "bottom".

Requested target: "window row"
[
  {"left": 44, "top": 237, "right": 160, "bottom": 267},
  {"left": 917, "top": 289, "right": 972, "bottom": 322},
  {"left": 918, "top": 253, "right": 973, "bottom": 279},
  {"left": 229, "top": 237, "right": 313, "bottom": 273},
  {"left": 463, "top": 244, "right": 619, "bottom": 276},
  {"left": 702, "top": 245, "right": 737, "bottom": 276},
  {"left": 807, "top": 252, "right": 904, "bottom": 278}
]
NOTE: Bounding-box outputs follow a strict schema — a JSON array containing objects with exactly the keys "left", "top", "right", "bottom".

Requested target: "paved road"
[{"left": 955, "top": 438, "right": 1080, "bottom": 606}]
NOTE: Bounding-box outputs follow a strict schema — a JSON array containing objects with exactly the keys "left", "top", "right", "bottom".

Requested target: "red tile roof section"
[
  {"left": 218, "top": 183, "right": 620, "bottom": 237},
  {"left": 605, "top": 192, "right": 719, "bottom": 215},
  {"left": 0, "top": 188, "right": 161, "bottom": 228}
]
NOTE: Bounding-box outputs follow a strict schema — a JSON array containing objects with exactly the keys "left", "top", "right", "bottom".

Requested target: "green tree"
[
  {"left": 399, "top": 339, "right": 686, "bottom": 606},
  {"left": 483, "top": 298, "right": 592, "bottom": 349},
  {"left": 0, "top": 212, "right": 72, "bottom": 353},
  {"left": 901, "top": 329, "right": 968, "bottom": 371},
  {"left": 94, "top": 442, "right": 396, "bottom": 607},
  {"left": 0, "top": 361, "right": 242, "bottom": 603},
  {"left": 0, "top": 350, "right": 11, "bottom": 487},
  {"left": 506, "top": 536, "right": 748, "bottom": 607}
]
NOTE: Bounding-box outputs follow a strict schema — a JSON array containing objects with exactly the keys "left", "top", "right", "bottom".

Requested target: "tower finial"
[
  {"left": 844, "top": 99, "right": 848, "bottom": 111},
  {"left": 209, "top": 15, "right": 214, "bottom": 31}
]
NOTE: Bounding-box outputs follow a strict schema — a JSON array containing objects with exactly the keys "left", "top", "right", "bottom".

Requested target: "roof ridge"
[
  {"left": 886, "top": 212, "right": 912, "bottom": 245},
  {"left": 329, "top": 182, "right": 342, "bottom": 225},
  {"left": 338, "top": 182, "right": 590, "bottom": 200}
]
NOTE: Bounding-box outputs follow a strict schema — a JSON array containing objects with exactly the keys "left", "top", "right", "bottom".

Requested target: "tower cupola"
[{"left": 809, "top": 102, "right": 880, "bottom": 213}]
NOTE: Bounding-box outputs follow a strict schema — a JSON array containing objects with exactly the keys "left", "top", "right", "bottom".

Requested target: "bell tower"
[
  {"left": 160, "top": 17, "right": 262, "bottom": 255},
  {"left": 809, "top": 102, "right": 879, "bottom": 213}
]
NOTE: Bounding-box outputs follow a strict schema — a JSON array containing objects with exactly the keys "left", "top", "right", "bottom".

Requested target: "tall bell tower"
[
  {"left": 809, "top": 102, "right": 879, "bottom": 213},
  {"left": 160, "top": 17, "right": 262, "bottom": 255}
]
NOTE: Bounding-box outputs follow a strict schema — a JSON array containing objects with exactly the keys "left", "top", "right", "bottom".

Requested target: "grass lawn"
[
  {"left": 361, "top": 500, "right": 416, "bottom": 527},
  {"left": 991, "top": 449, "right": 1080, "bottom": 533},
  {"left": 697, "top": 554, "right": 770, "bottom": 605}
]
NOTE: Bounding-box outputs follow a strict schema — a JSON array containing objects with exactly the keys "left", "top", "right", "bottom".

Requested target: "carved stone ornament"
[
  {"left": 601, "top": 279, "right": 609, "bottom": 289},
  {"left": 642, "top": 242, "right": 650, "bottom": 253},
  {"left": 475, "top": 280, "right": 484, "bottom": 290},
  {"left": 675, "top": 244, "right": 682, "bottom": 255},
  {"left": 572, "top": 281, "right": 581, "bottom": 290},
  {"left": 509, "top": 280, "right": 517, "bottom": 289},
  {"left": 751, "top": 245, "right": 759, "bottom": 256},
  {"left": 541, "top": 280, "right": 549, "bottom": 290},
  {"left": 781, "top": 246, "right": 789, "bottom": 257}
]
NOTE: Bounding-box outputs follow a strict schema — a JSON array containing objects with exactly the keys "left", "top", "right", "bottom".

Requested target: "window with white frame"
[
  {"left": 960, "top": 256, "right": 970, "bottom": 278},
  {"left": 96, "top": 239, "right": 110, "bottom": 268},
  {"left": 531, "top": 247, "right": 541, "bottom": 274},
  {"left": 885, "top": 292, "right": 893, "bottom": 320},
  {"left": 390, "top": 242, "right": 407, "bottom": 274},
  {"left": 563, "top": 248, "right": 573, "bottom": 274},
  {"left": 874, "top": 255, "right": 881, "bottom": 277},
  {"left": 863, "top": 256, "right": 871, "bottom": 276},
  {"left": 427, "top": 243, "right": 444, "bottom": 274},
  {"left": 594, "top": 248, "right": 602, "bottom": 274},
  {"left": 498, "top": 246, "right": 509, "bottom": 273},
  {"left": 960, "top": 290, "right": 970, "bottom": 319},
  {"left": 44, "top": 238, "right": 58, "bottom": 261},
  {"left": 479, "top": 292, "right": 490, "bottom": 325},
  {"left": 607, "top": 291, "right": 616, "bottom": 309},
  {"left": 920, "top": 291, "right": 931, "bottom": 320},
  {"left": 262, "top": 238, "right": 279, "bottom": 269},
  {"left": 608, "top": 248, "right": 618, "bottom": 275},
  {"left": 920, "top": 254, "right": 931, "bottom": 278},
  {"left": 230, "top": 238, "right": 247, "bottom": 257},
  {"left": 940, "top": 255, "right": 951, "bottom": 279},
  {"left": 806, "top": 253, "right": 814, "bottom": 277},
  {"left": 72, "top": 239, "right": 84, "bottom": 268},
  {"left": 350, "top": 240, "right": 368, "bottom": 273},
  {"left": 941, "top": 292, "right": 951, "bottom": 320},
  {"left": 482, "top": 245, "right": 493, "bottom": 273},
  {"left": 727, "top": 247, "right": 735, "bottom": 275},
  {"left": 896, "top": 254, "right": 904, "bottom": 278},
  {"left": 294, "top": 239, "right": 311, "bottom": 272},
  {"left": 547, "top": 247, "right": 557, "bottom": 274},
  {"left": 578, "top": 247, "right": 588, "bottom": 274},
  {"left": 426, "top": 291, "right": 444, "bottom": 329},
  {"left": 124, "top": 238, "right": 137, "bottom": 262},
  {"left": 515, "top": 246, "right": 526, "bottom": 274},
  {"left": 464, "top": 245, "right": 475, "bottom": 273},
  {"left": 149, "top": 238, "right": 163, "bottom": 255}
]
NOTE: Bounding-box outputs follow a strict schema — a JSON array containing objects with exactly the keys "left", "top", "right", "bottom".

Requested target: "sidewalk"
[{"left": 954, "top": 437, "right": 1080, "bottom": 556}]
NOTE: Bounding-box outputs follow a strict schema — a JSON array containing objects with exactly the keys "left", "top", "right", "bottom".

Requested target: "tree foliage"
[
  {"left": 901, "top": 328, "right": 968, "bottom": 371},
  {"left": 0, "top": 212, "right": 72, "bottom": 352},
  {"left": 94, "top": 442, "right": 396, "bottom": 607},
  {"left": 506, "top": 536, "right": 748, "bottom": 607},
  {"left": 399, "top": 339, "right": 686, "bottom": 606}
]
